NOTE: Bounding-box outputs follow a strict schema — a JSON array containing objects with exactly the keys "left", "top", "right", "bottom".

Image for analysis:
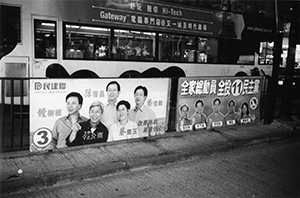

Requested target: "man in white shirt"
[
  {"left": 129, "top": 85, "right": 156, "bottom": 138},
  {"left": 108, "top": 100, "right": 138, "bottom": 142},
  {"left": 101, "top": 81, "right": 120, "bottom": 129}
]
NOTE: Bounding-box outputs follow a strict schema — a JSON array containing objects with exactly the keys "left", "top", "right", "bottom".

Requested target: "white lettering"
[
  {"left": 226, "top": 120, "right": 236, "bottom": 125},
  {"left": 162, "top": 7, "right": 168, "bottom": 14},
  {"left": 99, "top": 11, "right": 127, "bottom": 23},
  {"left": 170, "top": 8, "right": 182, "bottom": 16},
  {"left": 212, "top": 121, "right": 222, "bottom": 127},
  {"left": 195, "top": 123, "right": 206, "bottom": 129},
  {"left": 180, "top": 125, "right": 192, "bottom": 131},
  {"left": 241, "top": 118, "right": 251, "bottom": 124}
]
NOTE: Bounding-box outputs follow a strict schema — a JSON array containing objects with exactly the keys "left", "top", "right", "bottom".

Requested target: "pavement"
[{"left": 1, "top": 119, "right": 300, "bottom": 196}]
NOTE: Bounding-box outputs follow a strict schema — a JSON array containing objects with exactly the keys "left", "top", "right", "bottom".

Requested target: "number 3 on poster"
[{"left": 33, "top": 128, "right": 52, "bottom": 148}]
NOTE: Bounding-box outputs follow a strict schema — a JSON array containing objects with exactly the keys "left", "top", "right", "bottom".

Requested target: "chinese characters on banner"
[
  {"left": 30, "top": 78, "right": 170, "bottom": 152},
  {"left": 92, "top": 0, "right": 223, "bottom": 37},
  {"left": 176, "top": 77, "right": 262, "bottom": 132}
]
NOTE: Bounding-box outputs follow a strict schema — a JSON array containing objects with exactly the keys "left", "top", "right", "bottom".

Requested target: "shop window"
[
  {"left": 64, "top": 24, "right": 110, "bottom": 59},
  {"left": 34, "top": 19, "right": 57, "bottom": 59},
  {"left": 258, "top": 41, "right": 273, "bottom": 65},
  {"left": 113, "top": 29, "right": 156, "bottom": 60}
]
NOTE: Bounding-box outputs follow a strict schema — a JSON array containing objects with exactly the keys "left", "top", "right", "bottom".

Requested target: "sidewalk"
[{"left": 1, "top": 120, "right": 300, "bottom": 195}]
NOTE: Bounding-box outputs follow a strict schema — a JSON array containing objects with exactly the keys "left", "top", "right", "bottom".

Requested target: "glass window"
[
  {"left": 197, "top": 37, "right": 218, "bottom": 63},
  {"left": 34, "top": 19, "right": 57, "bottom": 59},
  {"left": 158, "top": 34, "right": 218, "bottom": 63},
  {"left": 197, "top": 37, "right": 208, "bottom": 63},
  {"left": 159, "top": 34, "right": 196, "bottom": 62},
  {"left": 184, "top": 36, "right": 196, "bottom": 62},
  {"left": 1, "top": 5, "right": 21, "bottom": 43},
  {"left": 113, "top": 29, "right": 156, "bottom": 60},
  {"left": 259, "top": 41, "right": 273, "bottom": 65},
  {"left": 64, "top": 24, "right": 110, "bottom": 59}
]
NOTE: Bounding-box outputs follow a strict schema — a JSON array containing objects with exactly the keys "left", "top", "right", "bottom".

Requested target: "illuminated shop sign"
[{"left": 91, "top": 1, "right": 243, "bottom": 38}]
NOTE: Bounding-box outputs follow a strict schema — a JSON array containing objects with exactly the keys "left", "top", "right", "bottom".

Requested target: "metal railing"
[
  {"left": 259, "top": 76, "right": 268, "bottom": 122},
  {"left": 0, "top": 78, "right": 29, "bottom": 152}
]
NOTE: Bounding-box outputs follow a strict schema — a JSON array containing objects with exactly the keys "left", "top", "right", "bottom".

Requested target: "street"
[{"left": 3, "top": 138, "right": 300, "bottom": 198}]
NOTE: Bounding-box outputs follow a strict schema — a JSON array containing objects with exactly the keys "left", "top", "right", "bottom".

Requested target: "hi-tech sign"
[{"left": 91, "top": 0, "right": 243, "bottom": 38}]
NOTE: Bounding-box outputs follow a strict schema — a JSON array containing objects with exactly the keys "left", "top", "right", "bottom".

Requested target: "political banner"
[
  {"left": 176, "top": 76, "right": 262, "bottom": 132},
  {"left": 30, "top": 78, "right": 170, "bottom": 152}
]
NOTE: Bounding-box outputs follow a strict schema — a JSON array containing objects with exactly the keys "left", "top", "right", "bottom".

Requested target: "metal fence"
[
  {"left": 1, "top": 76, "right": 295, "bottom": 152},
  {"left": 0, "top": 78, "right": 30, "bottom": 152}
]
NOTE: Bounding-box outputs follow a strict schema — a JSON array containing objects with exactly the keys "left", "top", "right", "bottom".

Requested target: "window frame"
[{"left": 34, "top": 19, "right": 57, "bottom": 59}]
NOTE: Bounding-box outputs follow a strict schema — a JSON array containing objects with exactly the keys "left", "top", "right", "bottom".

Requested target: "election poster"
[
  {"left": 176, "top": 76, "right": 262, "bottom": 132},
  {"left": 30, "top": 78, "right": 170, "bottom": 152}
]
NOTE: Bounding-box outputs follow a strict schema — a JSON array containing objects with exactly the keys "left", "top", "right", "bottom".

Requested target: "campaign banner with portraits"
[
  {"left": 176, "top": 76, "right": 262, "bottom": 132},
  {"left": 29, "top": 78, "right": 170, "bottom": 152}
]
